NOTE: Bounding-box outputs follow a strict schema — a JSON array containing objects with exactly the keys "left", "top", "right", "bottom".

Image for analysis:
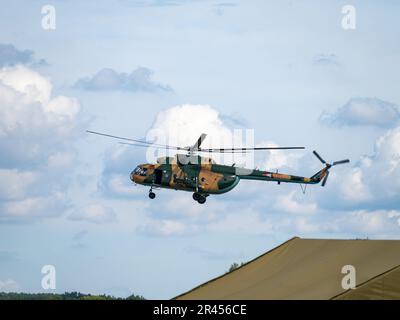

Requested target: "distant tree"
[
  {"left": 0, "top": 291, "right": 145, "bottom": 300},
  {"left": 227, "top": 262, "right": 246, "bottom": 273},
  {"left": 126, "top": 293, "right": 146, "bottom": 300}
]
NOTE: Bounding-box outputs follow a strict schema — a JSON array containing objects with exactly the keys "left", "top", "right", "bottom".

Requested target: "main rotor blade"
[
  {"left": 119, "top": 142, "right": 186, "bottom": 151},
  {"left": 197, "top": 149, "right": 250, "bottom": 154},
  {"left": 119, "top": 142, "right": 251, "bottom": 154},
  {"left": 321, "top": 171, "right": 330, "bottom": 187},
  {"left": 313, "top": 150, "right": 326, "bottom": 164},
  {"left": 87, "top": 130, "right": 187, "bottom": 150},
  {"left": 332, "top": 159, "right": 350, "bottom": 166},
  {"left": 191, "top": 133, "right": 207, "bottom": 151},
  {"left": 199, "top": 146, "right": 305, "bottom": 153}
]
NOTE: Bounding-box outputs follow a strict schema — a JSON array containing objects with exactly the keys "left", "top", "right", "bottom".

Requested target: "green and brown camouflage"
[
  {"left": 87, "top": 130, "right": 348, "bottom": 204},
  {"left": 130, "top": 154, "right": 329, "bottom": 197}
]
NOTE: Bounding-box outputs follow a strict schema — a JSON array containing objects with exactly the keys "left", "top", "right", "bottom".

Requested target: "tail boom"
[{"left": 238, "top": 169, "right": 320, "bottom": 185}]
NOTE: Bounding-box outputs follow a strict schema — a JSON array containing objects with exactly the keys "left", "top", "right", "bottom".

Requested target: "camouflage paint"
[{"left": 130, "top": 154, "right": 327, "bottom": 196}]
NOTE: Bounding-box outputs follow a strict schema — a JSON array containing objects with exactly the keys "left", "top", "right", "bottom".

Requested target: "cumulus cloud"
[
  {"left": 325, "top": 210, "right": 400, "bottom": 236},
  {"left": 274, "top": 191, "right": 317, "bottom": 215},
  {"left": 145, "top": 104, "right": 257, "bottom": 166},
  {"left": 0, "top": 43, "right": 48, "bottom": 67},
  {"left": 73, "top": 67, "right": 172, "bottom": 92},
  {"left": 99, "top": 144, "right": 146, "bottom": 198},
  {"left": 0, "top": 65, "right": 82, "bottom": 168},
  {"left": 0, "top": 65, "right": 84, "bottom": 223},
  {"left": 137, "top": 219, "right": 191, "bottom": 236},
  {"left": 0, "top": 194, "right": 68, "bottom": 223},
  {"left": 337, "top": 126, "right": 400, "bottom": 209},
  {"left": 339, "top": 168, "right": 371, "bottom": 202},
  {"left": 0, "top": 169, "right": 37, "bottom": 200},
  {"left": 295, "top": 123, "right": 400, "bottom": 220},
  {"left": 69, "top": 204, "right": 117, "bottom": 224},
  {"left": 255, "top": 141, "right": 303, "bottom": 171},
  {"left": 99, "top": 104, "right": 254, "bottom": 198},
  {"left": 147, "top": 104, "right": 233, "bottom": 145},
  {"left": 97, "top": 103, "right": 400, "bottom": 238},
  {"left": 320, "top": 97, "right": 400, "bottom": 127}
]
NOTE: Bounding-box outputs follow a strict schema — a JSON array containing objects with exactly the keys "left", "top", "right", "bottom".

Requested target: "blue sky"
[{"left": 0, "top": 0, "right": 400, "bottom": 298}]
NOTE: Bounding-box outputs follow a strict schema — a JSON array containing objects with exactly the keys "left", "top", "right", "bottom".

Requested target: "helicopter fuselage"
[
  {"left": 131, "top": 162, "right": 241, "bottom": 195},
  {"left": 130, "top": 154, "right": 322, "bottom": 197}
]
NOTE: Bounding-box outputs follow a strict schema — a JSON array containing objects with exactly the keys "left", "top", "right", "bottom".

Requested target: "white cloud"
[
  {"left": 101, "top": 104, "right": 258, "bottom": 198},
  {"left": 163, "top": 194, "right": 219, "bottom": 222},
  {"left": 73, "top": 67, "right": 172, "bottom": 92},
  {"left": 0, "top": 169, "right": 37, "bottom": 200},
  {"left": 320, "top": 97, "right": 400, "bottom": 128},
  {"left": 69, "top": 204, "right": 117, "bottom": 224},
  {"left": 47, "top": 152, "right": 75, "bottom": 168},
  {"left": 0, "top": 193, "right": 67, "bottom": 222},
  {"left": 256, "top": 141, "right": 303, "bottom": 171},
  {"left": 207, "top": 210, "right": 277, "bottom": 235},
  {"left": 0, "top": 65, "right": 83, "bottom": 167},
  {"left": 146, "top": 104, "right": 259, "bottom": 167},
  {"left": 147, "top": 104, "right": 233, "bottom": 148},
  {"left": 0, "top": 65, "right": 84, "bottom": 223},
  {"left": 138, "top": 219, "right": 190, "bottom": 236},
  {"left": 43, "top": 95, "right": 80, "bottom": 119},
  {"left": 275, "top": 191, "right": 317, "bottom": 215},
  {"left": 298, "top": 124, "right": 400, "bottom": 213},
  {"left": 100, "top": 103, "right": 400, "bottom": 239},
  {"left": 0, "top": 65, "right": 52, "bottom": 103},
  {"left": 329, "top": 210, "right": 400, "bottom": 236},
  {"left": 0, "top": 278, "right": 19, "bottom": 292},
  {"left": 335, "top": 126, "right": 400, "bottom": 208},
  {"left": 108, "top": 174, "right": 135, "bottom": 195},
  {"left": 339, "top": 168, "right": 371, "bottom": 202},
  {"left": 294, "top": 218, "right": 321, "bottom": 233}
]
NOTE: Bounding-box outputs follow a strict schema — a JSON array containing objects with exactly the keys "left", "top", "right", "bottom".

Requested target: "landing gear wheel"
[
  {"left": 192, "top": 193, "right": 201, "bottom": 201},
  {"left": 197, "top": 196, "right": 206, "bottom": 204},
  {"left": 149, "top": 192, "right": 156, "bottom": 199}
]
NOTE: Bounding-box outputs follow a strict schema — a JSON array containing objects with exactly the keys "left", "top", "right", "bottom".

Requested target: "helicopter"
[{"left": 87, "top": 131, "right": 350, "bottom": 204}]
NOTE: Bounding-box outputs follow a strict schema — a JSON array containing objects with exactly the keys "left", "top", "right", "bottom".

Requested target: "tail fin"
[{"left": 310, "top": 167, "right": 328, "bottom": 183}]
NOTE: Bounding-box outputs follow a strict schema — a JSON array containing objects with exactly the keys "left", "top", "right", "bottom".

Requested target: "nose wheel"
[
  {"left": 149, "top": 187, "right": 156, "bottom": 199},
  {"left": 193, "top": 192, "right": 207, "bottom": 204}
]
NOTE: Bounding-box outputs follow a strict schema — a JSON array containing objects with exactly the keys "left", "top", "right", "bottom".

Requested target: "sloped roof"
[{"left": 175, "top": 237, "right": 400, "bottom": 300}]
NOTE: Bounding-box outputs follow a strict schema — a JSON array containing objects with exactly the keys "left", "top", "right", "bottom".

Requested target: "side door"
[{"left": 154, "top": 166, "right": 172, "bottom": 186}]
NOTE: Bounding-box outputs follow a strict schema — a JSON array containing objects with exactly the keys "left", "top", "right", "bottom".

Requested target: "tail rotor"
[{"left": 312, "top": 151, "right": 349, "bottom": 187}]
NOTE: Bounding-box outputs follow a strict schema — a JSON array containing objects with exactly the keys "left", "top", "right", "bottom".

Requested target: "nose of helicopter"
[
  {"left": 130, "top": 165, "right": 148, "bottom": 183},
  {"left": 130, "top": 170, "right": 136, "bottom": 182}
]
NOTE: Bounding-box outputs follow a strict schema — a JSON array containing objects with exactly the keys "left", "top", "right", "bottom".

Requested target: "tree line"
[{"left": 0, "top": 291, "right": 145, "bottom": 300}]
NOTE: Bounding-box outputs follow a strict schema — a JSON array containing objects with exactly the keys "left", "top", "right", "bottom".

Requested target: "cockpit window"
[{"left": 134, "top": 166, "right": 148, "bottom": 176}]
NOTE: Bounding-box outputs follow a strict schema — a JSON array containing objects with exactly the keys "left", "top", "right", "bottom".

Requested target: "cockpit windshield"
[{"left": 134, "top": 166, "right": 148, "bottom": 176}]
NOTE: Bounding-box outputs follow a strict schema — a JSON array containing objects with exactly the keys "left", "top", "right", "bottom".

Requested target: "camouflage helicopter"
[{"left": 88, "top": 131, "right": 349, "bottom": 204}]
